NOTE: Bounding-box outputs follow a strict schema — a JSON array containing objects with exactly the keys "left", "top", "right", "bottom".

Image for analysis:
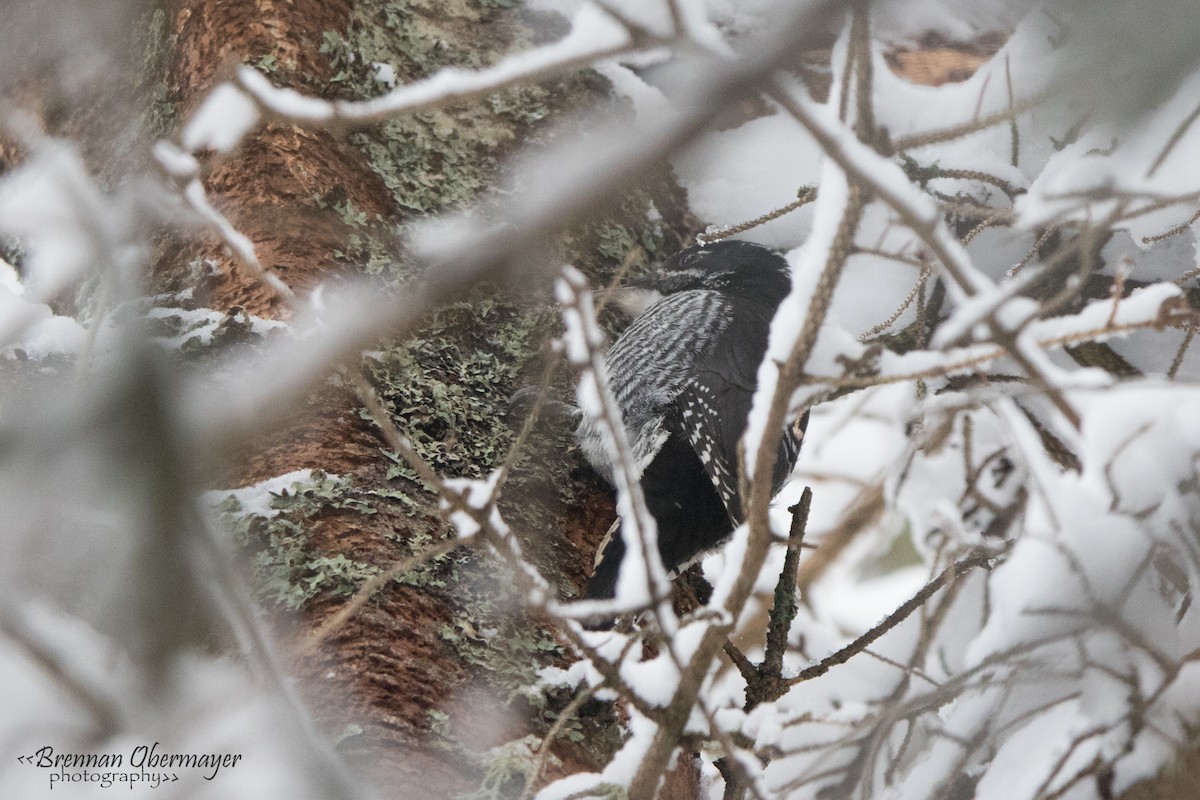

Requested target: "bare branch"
[{"left": 787, "top": 549, "right": 997, "bottom": 686}]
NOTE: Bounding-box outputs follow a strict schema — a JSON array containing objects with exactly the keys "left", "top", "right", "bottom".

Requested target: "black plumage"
[{"left": 576, "top": 240, "right": 807, "bottom": 600}]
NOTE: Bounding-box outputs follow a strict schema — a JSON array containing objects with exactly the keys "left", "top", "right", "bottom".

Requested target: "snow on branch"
[
  {"left": 230, "top": 4, "right": 637, "bottom": 129},
  {"left": 807, "top": 283, "right": 1194, "bottom": 392},
  {"left": 553, "top": 265, "right": 672, "bottom": 616}
]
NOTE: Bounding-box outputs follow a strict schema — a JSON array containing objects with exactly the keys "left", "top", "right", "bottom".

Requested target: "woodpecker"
[{"left": 576, "top": 240, "right": 808, "bottom": 600}]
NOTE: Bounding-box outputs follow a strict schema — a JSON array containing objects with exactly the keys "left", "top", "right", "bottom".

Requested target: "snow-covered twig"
[
  {"left": 768, "top": 78, "right": 1083, "bottom": 427},
  {"left": 556, "top": 264, "right": 672, "bottom": 614},
  {"left": 807, "top": 283, "right": 1193, "bottom": 391},
  {"left": 153, "top": 141, "right": 296, "bottom": 305},
  {"left": 232, "top": 5, "right": 640, "bottom": 130}
]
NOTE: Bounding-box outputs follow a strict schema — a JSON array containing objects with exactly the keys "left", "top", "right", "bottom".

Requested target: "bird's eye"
[{"left": 681, "top": 250, "right": 707, "bottom": 267}]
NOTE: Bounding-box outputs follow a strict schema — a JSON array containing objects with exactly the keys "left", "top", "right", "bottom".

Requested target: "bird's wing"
[
  {"left": 672, "top": 298, "right": 802, "bottom": 522},
  {"left": 595, "top": 290, "right": 732, "bottom": 477}
]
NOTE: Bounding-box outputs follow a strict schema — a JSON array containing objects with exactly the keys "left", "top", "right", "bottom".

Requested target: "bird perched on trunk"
[{"left": 576, "top": 239, "right": 808, "bottom": 600}]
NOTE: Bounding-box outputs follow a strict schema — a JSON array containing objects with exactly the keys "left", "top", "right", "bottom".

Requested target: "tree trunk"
[{"left": 150, "top": 0, "right": 698, "bottom": 795}]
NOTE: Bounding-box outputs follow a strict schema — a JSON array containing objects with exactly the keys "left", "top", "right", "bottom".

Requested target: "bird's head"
[{"left": 609, "top": 240, "right": 791, "bottom": 317}]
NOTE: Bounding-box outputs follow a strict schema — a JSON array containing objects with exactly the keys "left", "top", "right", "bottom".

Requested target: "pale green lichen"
[
  {"left": 364, "top": 300, "right": 554, "bottom": 479},
  {"left": 215, "top": 472, "right": 380, "bottom": 610}
]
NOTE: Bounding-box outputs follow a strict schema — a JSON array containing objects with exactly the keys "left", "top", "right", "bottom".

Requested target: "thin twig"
[
  {"left": 742, "top": 488, "right": 813, "bottom": 711},
  {"left": 518, "top": 686, "right": 595, "bottom": 800},
  {"left": 1005, "top": 54, "right": 1019, "bottom": 168},
  {"left": 1142, "top": 206, "right": 1200, "bottom": 245},
  {"left": 0, "top": 608, "right": 124, "bottom": 737},
  {"left": 556, "top": 265, "right": 672, "bottom": 615},
  {"left": 1009, "top": 225, "right": 1058, "bottom": 277},
  {"left": 786, "top": 550, "right": 996, "bottom": 685},
  {"left": 1168, "top": 325, "right": 1196, "bottom": 379},
  {"left": 300, "top": 535, "right": 469, "bottom": 656},
  {"left": 855, "top": 246, "right": 925, "bottom": 268},
  {"left": 892, "top": 88, "right": 1052, "bottom": 152},
  {"left": 937, "top": 168, "right": 1023, "bottom": 199},
  {"left": 851, "top": 1, "right": 875, "bottom": 143},
  {"left": 1147, "top": 101, "right": 1200, "bottom": 178},
  {"left": 860, "top": 264, "right": 932, "bottom": 340},
  {"left": 154, "top": 142, "right": 296, "bottom": 306},
  {"left": 960, "top": 212, "right": 1005, "bottom": 247},
  {"left": 701, "top": 187, "right": 817, "bottom": 244},
  {"left": 760, "top": 488, "right": 812, "bottom": 690}
]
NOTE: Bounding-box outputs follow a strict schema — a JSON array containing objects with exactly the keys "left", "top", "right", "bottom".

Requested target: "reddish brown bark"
[{"left": 156, "top": 0, "right": 676, "bottom": 795}]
